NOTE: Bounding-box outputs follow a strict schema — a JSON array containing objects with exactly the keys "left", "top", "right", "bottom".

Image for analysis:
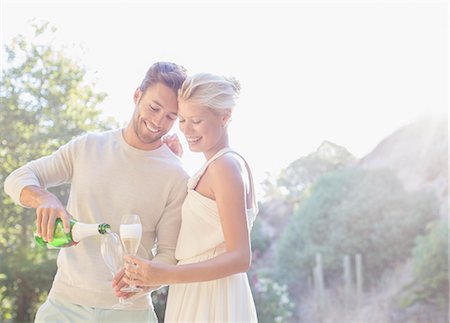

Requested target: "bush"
[
  {"left": 398, "top": 220, "right": 449, "bottom": 310},
  {"left": 251, "top": 218, "right": 271, "bottom": 259},
  {"left": 275, "top": 168, "right": 438, "bottom": 290},
  {"left": 250, "top": 271, "right": 295, "bottom": 323}
]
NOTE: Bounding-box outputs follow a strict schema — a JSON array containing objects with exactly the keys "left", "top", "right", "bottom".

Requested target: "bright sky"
[{"left": 2, "top": 0, "right": 448, "bottom": 197}]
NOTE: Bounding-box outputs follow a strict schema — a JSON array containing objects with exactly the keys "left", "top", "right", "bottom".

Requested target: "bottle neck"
[{"left": 71, "top": 222, "right": 111, "bottom": 242}]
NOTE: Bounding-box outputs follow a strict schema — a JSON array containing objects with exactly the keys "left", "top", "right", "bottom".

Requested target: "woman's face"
[{"left": 178, "top": 101, "right": 229, "bottom": 157}]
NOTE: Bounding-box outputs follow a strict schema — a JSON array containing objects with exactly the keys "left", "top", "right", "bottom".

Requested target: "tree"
[
  {"left": 276, "top": 141, "right": 356, "bottom": 204},
  {"left": 0, "top": 21, "right": 114, "bottom": 322}
]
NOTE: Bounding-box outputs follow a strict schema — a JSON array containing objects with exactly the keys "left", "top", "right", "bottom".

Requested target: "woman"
[{"left": 121, "top": 73, "right": 258, "bottom": 322}]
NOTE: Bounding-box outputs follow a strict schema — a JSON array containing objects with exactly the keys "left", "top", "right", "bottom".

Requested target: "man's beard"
[{"left": 133, "top": 112, "right": 164, "bottom": 145}]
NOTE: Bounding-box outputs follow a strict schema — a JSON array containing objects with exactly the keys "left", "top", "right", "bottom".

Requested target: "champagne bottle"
[{"left": 35, "top": 218, "right": 111, "bottom": 249}]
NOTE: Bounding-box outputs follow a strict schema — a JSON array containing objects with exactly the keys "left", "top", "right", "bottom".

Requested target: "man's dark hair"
[{"left": 139, "top": 62, "right": 187, "bottom": 94}]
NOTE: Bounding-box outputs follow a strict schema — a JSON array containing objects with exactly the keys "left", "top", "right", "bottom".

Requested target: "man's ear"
[{"left": 134, "top": 88, "right": 143, "bottom": 105}]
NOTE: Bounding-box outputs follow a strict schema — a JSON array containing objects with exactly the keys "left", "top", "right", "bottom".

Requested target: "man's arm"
[
  {"left": 153, "top": 175, "right": 188, "bottom": 265},
  {"left": 4, "top": 138, "right": 79, "bottom": 242}
]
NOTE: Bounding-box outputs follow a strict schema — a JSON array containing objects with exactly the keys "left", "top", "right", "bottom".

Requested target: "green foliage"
[
  {"left": 275, "top": 168, "right": 437, "bottom": 291},
  {"left": 250, "top": 271, "right": 295, "bottom": 323},
  {"left": 0, "top": 20, "right": 114, "bottom": 322},
  {"left": 398, "top": 220, "right": 449, "bottom": 310}
]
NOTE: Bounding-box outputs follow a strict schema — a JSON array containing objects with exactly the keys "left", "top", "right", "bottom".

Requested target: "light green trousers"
[{"left": 35, "top": 298, "right": 158, "bottom": 323}]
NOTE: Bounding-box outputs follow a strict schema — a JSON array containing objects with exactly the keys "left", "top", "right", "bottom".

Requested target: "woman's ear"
[
  {"left": 134, "top": 88, "right": 143, "bottom": 105},
  {"left": 221, "top": 112, "right": 232, "bottom": 127}
]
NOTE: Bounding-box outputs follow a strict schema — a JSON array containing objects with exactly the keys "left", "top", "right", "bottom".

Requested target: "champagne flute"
[
  {"left": 120, "top": 214, "right": 143, "bottom": 292},
  {"left": 100, "top": 232, "right": 133, "bottom": 309}
]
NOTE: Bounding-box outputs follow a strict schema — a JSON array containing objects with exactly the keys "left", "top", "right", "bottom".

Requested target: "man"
[{"left": 4, "top": 62, "right": 189, "bottom": 322}]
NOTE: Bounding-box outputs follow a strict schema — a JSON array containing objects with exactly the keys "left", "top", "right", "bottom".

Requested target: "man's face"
[{"left": 131, "top": 82, "right": 178, "bottom": 150}]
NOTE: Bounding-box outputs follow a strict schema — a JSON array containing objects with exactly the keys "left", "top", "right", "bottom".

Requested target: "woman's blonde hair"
[{"left": 178, "top": 73, "right": 241, "bottom": 116}]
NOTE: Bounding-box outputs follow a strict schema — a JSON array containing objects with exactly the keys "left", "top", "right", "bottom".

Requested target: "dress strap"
[
  {"left": 204, "top": 147, "right": 235, "bottom": 170},
  {"left": 227, "top": 150, "right": 259, "bottom": 216}
]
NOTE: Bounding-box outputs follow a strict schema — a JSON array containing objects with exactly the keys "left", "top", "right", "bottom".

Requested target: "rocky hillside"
[{"left": 358, "top": 115, "right": 448, "bottom": 218}]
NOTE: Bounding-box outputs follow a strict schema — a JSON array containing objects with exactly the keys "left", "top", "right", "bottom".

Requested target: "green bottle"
[{"left": 35, "top": 218, "right": 111, "bottom": 249}]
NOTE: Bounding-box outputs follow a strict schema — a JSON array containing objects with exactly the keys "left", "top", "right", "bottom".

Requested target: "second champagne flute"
[
  {"left": 120, "top": 214, "right": 143, "bottom": 293},
  {"left": 100, "top": 232, "right": 133, "bottom": 308}
]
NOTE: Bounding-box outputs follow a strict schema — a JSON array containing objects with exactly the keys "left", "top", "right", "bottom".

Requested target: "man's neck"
[{"left": 122, "top": 125, "right": 163, "bottom": 151}]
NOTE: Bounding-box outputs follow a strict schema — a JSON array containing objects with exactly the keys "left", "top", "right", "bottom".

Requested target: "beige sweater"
[{"left": 4, "top": 128, "right": 188, "bottom": 310}]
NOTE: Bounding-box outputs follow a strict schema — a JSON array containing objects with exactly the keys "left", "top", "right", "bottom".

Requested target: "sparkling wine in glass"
[
  {"left": 120, "top": 214, "right": 143, "bottom": 293},
  {"left": 100, "top": 232, "right": 133, "bottom": 308}
]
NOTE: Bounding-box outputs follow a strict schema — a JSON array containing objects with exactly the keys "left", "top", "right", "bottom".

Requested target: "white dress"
[{"left": 164, "top": 148, "right": 258, "bottom": 323}]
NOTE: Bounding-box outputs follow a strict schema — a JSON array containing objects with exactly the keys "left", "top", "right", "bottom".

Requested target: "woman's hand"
[
  {"left": 163, "top": 133, "right": 183, "bottom": 158},
  {"left": 123, "top": 255, "right": 175, "bottom": 287}
]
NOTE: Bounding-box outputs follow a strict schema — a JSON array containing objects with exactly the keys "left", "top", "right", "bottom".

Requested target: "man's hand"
[
  {"left": 112, "top": 268, "right": 160, "bottom": 300},
  {"left": 22, "top": 185, "right": 72, "bottom": 242},
  {"left": 112, "top": 268, "right": 130, "bottom": 298}
]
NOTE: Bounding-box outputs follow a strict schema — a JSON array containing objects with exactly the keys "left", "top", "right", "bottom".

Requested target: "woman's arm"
[{"left": 123, "top": 154, "right": 252, "bottom": 286}]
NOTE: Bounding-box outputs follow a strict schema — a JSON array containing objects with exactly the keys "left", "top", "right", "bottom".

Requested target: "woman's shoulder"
[{"left": 207, "top": 152, "right": 246, "bottom": 184}]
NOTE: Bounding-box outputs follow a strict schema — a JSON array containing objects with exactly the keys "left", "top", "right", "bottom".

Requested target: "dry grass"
[{"left": 297, "top": 260, "right": 415, "bottom": 323}]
